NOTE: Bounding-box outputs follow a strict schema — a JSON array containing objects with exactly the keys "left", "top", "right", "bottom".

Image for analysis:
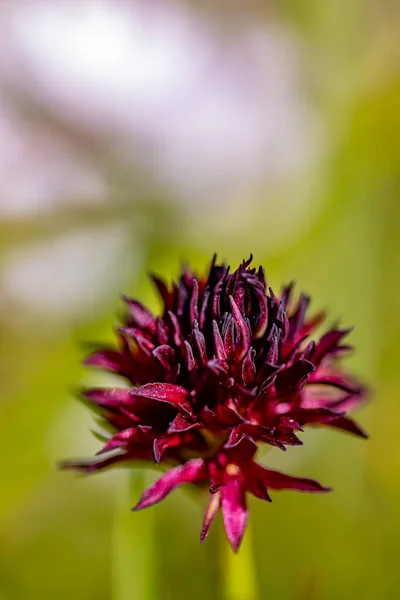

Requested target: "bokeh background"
[{"left": 1, "top": 1, "right": 399, "bottom": 599}]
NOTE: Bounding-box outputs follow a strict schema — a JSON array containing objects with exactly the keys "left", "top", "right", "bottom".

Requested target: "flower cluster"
[{"left": 63, "top": 255, "right": 366, "bottom": 551}]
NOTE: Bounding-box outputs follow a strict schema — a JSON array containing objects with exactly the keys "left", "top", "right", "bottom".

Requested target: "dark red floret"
[{"left": 62, "top": 255, "right": 367, "bottom": 551}]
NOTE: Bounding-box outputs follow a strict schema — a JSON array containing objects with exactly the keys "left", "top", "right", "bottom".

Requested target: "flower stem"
[
  {"left": 112, "top": 470, "right": 157, "bottom": 600},
  {"left": 221, "top": 519, "right": 259, "bottom": 600}
]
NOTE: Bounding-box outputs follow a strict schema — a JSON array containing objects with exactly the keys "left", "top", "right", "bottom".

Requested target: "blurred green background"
[{"left": 0, "top": 1, "right": 399, "bottom": 599}]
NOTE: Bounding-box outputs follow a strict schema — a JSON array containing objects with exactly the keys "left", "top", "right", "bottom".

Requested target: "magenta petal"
[
  {"left": 152, "top": 345, "right": 176, "bottom": 370},
  {"left": 60, "top": 448, "right": 151, "bottom": 472},
  {"left": 132, "top": 383, "right": 188, "bottom": 409},
  {"left": 311, "top": 328, "right": 352, "bottom": 364},
  {"left": 193, "top": 325, "right": 208, "bottom": 367},
  {"left": 168, "top": 413, "right": 199, "bottom": 433},
  {"left": 189, "top": 279, "right": 199, "bottom": 325},
  {"left": 84, "top": 350, "right": 129, "bottom": 373},
  {"left": 256, "top": 464, "right": 331, "bottom": 492},
  {"left": 212, "top": 320, "right": 228, "bottom": 361},
  {"left": 327, "top": 415, "right": 368, "bottom": 438},
  {"left": 183, "top": 341, "right": 196, "bottom": 372},
  {"left": 201, "top": 491, "right": 221, "bottom": 543},
  {"left": 307, "top": 374, "right": 362, "bottom": 395},
  {"left": 122, "top": 296, "right": 157, "bottom": 335},
  {"left": 133, "top": 459, "right": 206, "bottom": 510},
  {"left": 97, "top": 426, "right": 151, "bottom": 454},
  {"left": 83, "top": 388, "right": 132, "bottom": 407},
  {"left": 153, "top": 434, "right": 184, "bottom": 463},
  {"left": 221, "top": 477, "right": 248, "bottom": 552},
  {"left": 229, "top": 296, "right": 251, "bottom": 360}
]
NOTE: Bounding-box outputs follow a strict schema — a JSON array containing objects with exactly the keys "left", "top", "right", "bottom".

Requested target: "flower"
[{"left": 63, "top": 255, "right": 367, "bottom": 551}]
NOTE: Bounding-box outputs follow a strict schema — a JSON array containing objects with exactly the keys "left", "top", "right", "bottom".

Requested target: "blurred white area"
[
  {"left": 0, "top": 0, "right": 321, "bottom": 210},
  {"left": 0, "top": 101, "right": 105, "bottom": 217},
  {"left": 0, "top": 0, "right": 326, "bottom": 321},
  {"left": 0, "top": 223, "right": 139, "bottom": 325}
]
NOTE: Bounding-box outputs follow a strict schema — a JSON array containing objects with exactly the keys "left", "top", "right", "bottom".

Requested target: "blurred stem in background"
[
  {"left": 222, "top": 521, "right": 258, "bottom": 600},
  {"left": 113, "top": 471, "right": 157, "bottom": 600}
]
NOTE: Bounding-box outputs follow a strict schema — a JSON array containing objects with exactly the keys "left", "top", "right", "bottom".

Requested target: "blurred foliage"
[{"left": 1, "top": 1, "right": 400, "bottom": 599}]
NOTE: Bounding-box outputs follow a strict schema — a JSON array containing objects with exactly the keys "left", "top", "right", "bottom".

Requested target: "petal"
[
  {"left": 294, "top": 407, "right": 345, "bottom": 425},
  {"left": 153, "top": 434, "right": 183, "bottom": 463},
  {"left": 307, "top": 375, "right": 362, "bottom": 396},
  {"left": 118, "top": 328, "right": 155, "bottom": 354},
  {"left": 189, "top": 279, "right": 199, "bottom": 325},
  {"left": 276, "top": 360, "right": 315, "bottom": 396},
  {"left": 199, "top": 289, "right": 210, "bottom": 330},
  {"left": 229, "top": 296, "right": 251, "bottom": 360},
  {"left": 183, "top": 340, "right": 196, "bottom": 372},
  {"left": 132, "top": 383, "right": 189, "bottom": 409},
  {"left": 168, "top": 413, "right": 200, "bottom": 433},
  {"left": 265, "top": 324, "right": 280, "bottom": 364},
  {"left": 122, "top": 296, "right": 157, "bottom": 335},
  {"left": 167, "top": 310, "right": 183, "bottom": 347},
  {"left": 200, "top": 491, "right": 221, "bottom": 543},
  {"left": 133, "top": 459, "right": 206, "bottom": 510},
  {"left": 193, "top": 324, "right": 208, "bottom": 367},
  {"left": 83, "top": 388, "right": 132, "bottom": 408},
  {"left": 255, "top": 463, "right": 331, "bottom": 492},
  {"left": 212, "top": 320, "right": 228, "bottom": 362},
  {"left": 84, "top": 350, "right": 130, "bottom": 374},
  {"left": 221, "top": 477, "right": 248, "bottom": 552},
  {"left": 326, "top": 415, "right": 368, "bottom": 438},
  {"left": 97, "top": 426, "right": 151, "bottom": 454},
  {"left": 311, "top": 328, "right": 352, "bottom": 364},
  {"left": 241, "top": 349, "right": 256, "bottom": 386},
  {"left": 60, "top": 447, "right": 151, "bottom": 473},
  {"left": 152, "top": 345, "right": 176, "bottom": 370},
  {"left": 288, "top": 293, "right": 310, "bottom": 339},
  {"left": 151, "top": 275, "right": 172, "bottom": 311}
]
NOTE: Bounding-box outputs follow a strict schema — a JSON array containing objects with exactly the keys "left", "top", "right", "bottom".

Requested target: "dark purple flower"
[{"left": 62, "top": 255, "right": 367, "bottom": 551}]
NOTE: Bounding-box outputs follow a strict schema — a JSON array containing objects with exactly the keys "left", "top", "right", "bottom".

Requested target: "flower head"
[{"left": 63, "top": 255, "right": 367, "bottom": 551}]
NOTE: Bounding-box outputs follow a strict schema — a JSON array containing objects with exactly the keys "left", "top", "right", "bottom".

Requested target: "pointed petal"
[
  {"left": 327, "top": 415, "right": 368, "bottom": 438},
  {"left": 83, "top": 388, "right": 132, "bottom": 407},
  {"left": 255, "top": 464, "right": 331, "bottom": 492},
  {"left": 152, "top": 345, "right": 176, "bottom": 370},
  {"left": 212, "top": 320, "right": 228, "bottom": 362},
  {"left": 221, "top": 477, "right": 248, "bottom": 552},
  {"left": 132, "top": 383, "right": 188, "bottom": 409},
  {"left": 193, "top": 323, "right": 208, "bottom": 366},
  {"left": 97, "top": 426, "right": 151, "bottom": 454},
  {"left": 289, "top": 293, "right": 310, "bottom": 339},
  {"left": 307, "top": 375, "right": 362, "bottom": 396},
  {"left": 266, "top": 323, "right": 280, "bottom": 364},
  {"left": 60, "top": 447, "right": 151, "bottom": 473},
  {"left": 168, "top": 310, "right": 183, "bottom": 347},
  {"left": 199, "top": 289, "right": 210, "bottom": 330},
  {"left": 153, "top": 435, "right": 183, "bottom": 463},
  {"left": 200, "top": 491, "right": 221, "bottom": 543},
  {"left": 189, "top": 279, "right": 199, "bottom": 325},
  {"left": 243, "top": 272, "right": 268, "bottom": 338},
  {"left": 168, "top": 413, "right": 200, "bottom": 433},
  {"left": 133, "top": 459, "right": 206, "bottom": 510},
  {"left": 229, "top": 296, "right": 251, "bottom": 360},
  {"left": 84, "top": 350, "right": 129, "bottom": 374},
  {"left": 241, "top": 349, "right": 256, "bottom": 386},
  {"left": 97, "top": 427, "right": 139, "bottom": 453},
  {"left": 156, "top": 317, "right": 169, "bottom": 345},
  {"left": 122, "top": 296, "right": 157, "bottom": 335},
  {"left": 276, "top": 360, "right": 315, "bottom": 396},
  {"left": 311, "top": 328, "right": 352, "bottom": 364},
  {"left": 151, "top": 275, "right": 172, "bottom": 310}
]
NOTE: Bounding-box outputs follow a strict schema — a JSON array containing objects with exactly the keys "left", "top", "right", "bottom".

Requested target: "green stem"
[
  {"left": 112, "top": 470, "right": 157, "bottom": 600},
  {"left": 221, "top": 519, "right": 259, "bottom": 600}
]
